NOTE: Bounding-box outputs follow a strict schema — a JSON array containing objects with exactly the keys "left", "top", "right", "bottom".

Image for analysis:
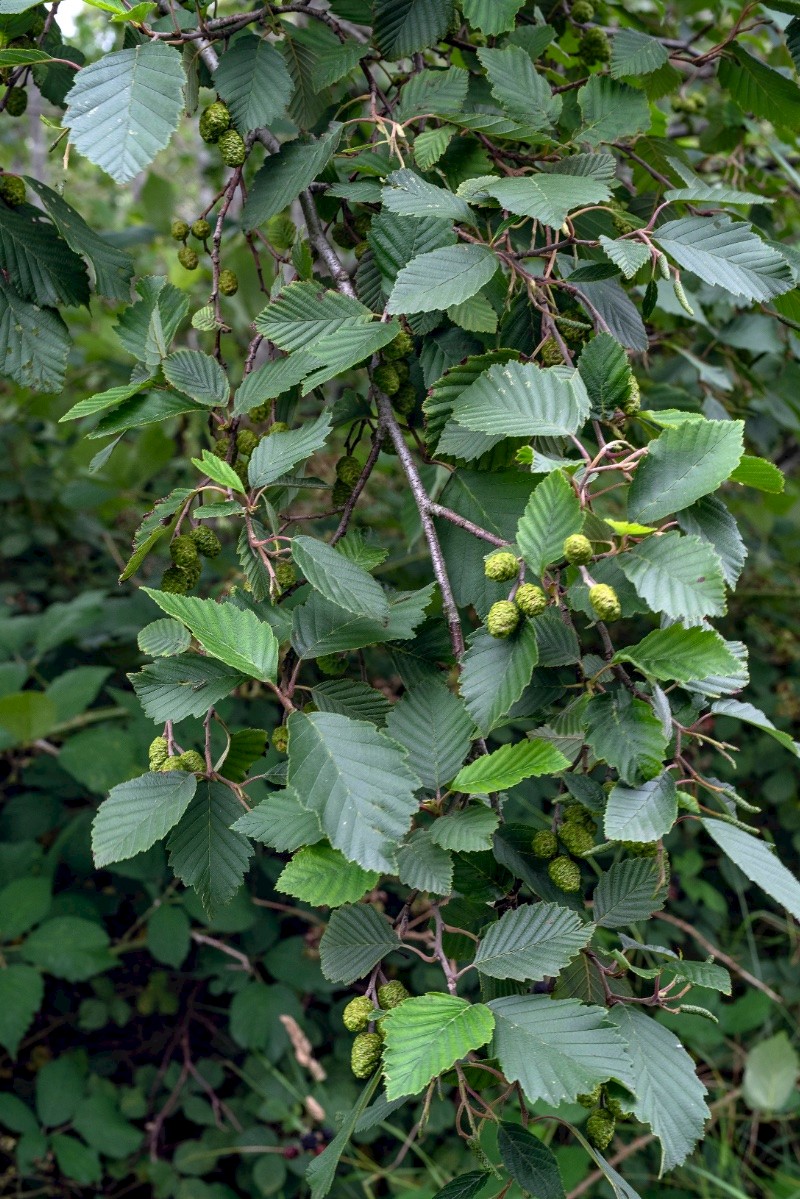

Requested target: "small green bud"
[
  {"left": 486, "top": 600, "right": 521, "bottom": 639},
  {"left": 539, "top": 337, "right": 564, "bottom": 367},
  {"left": 5, "top": 87, "right": 27, "bottom": 117},
  {"left": 317, "top": 653, "right": 347, "bottom": 677},
  {"left": 170, "top": 534, "right": 200, "bottom": 569},
  {"left": 603, "top": 1092, "right": 626, "bottom": 1119},
  {"left": 382, "top": 330, "right": 414, "bottom": 361},
  {"left": 177, "top": 750, "right": 206, "bottom": 773},
  {"left": 577, "top": 1084, "right": 602, "bottom": 1108},
  {"left": 353, "top": 240, "right": 369, "bottom": 259},
  {"left": 563, "top": 534, "right": 593, "bottom": 565},
  {"left": 267, "top": 421, "right": 290, "bottom": 435},
  {"left": 377, "top": 981, "right": 410, "bottom": 1010},
  {"left": 570, "top": 0, "right": 594, "bottom": 20},
  {"left": 265, "top": 213, "right": 296, "bottom": 252},
  {"left": 236, "top": 428, "right": 259, "bottom": 457},
  {"left": 393, "top": 384, "right": 417, "bottom": 416},
  {"left": 212, "top": 437, "right": 230, "bottom": 458},
  {"left": 0, "top": 174, "right": 26, "bottom": 207},
  {"left": 531, "top": 829, "right": 558, "bottom": 859},
  {"left": 219, "top": 268, "right": 238, "bottom": 296},
  {"left": 272, "top": 725, "right": 289, "bottom": 754},
  {"left": 351, "top": 1031, "right": 382, "bottom": 1079},
  {"left": 563, "top": 804, "right": 596, "bottom": 831},
  {"left": 621, "top": 375, "right": 640, "bottom": 416},
  {"left": 373, "top": 363, "right": 400, "bottom": 395},
  {"left": 516, "top": 584, "right": 548, "bottom": 617},
  {"left": 170, "top": 218, "right": 190, "bottom": 242},
  {"left": 218, "top": 129, "right": 246, "bottom": 167},
  {"left": 189, "top": 526, "right": 222, "bottom": 558},
  {"left": 336, "top": 456, "right": 363, "bottom": 488},
  {"left": 160, "top": 755, "right": 186, "bottom": 772},
  {"left": 331, "top": 479, "right": 353, "bottom": 507},
  {"left": 589, "top": 583, "right": 622, "bottom": 623},
  {"left": 191, "top": 218, "right": 211, "bottom": 241},
  {"left": 484, "top": 551, "right": 519, "bottom": 582},
  {"left": 548, "top": 855, "right": 582, "bottom": 893},
  {"left": 274, "top": 560, "right": 297, "bottom": 589},
  {"left": 578, "top": 27, "right": 611, "bottom": 64},
  {"left": 343, "top": 996, "right": 373, "bottom": 1033},
  {"left": 559, "top": 822, "right": 595, "bottom": 855},
  {"left": 148, "top": 736, "right": 170, "bottom": 770},
  {"left": 394, "top": 360, "right": 410, "bottom": 385},
  {"left": 178, "top": 245, "right": 199, "bottom": 271},
  {"left": 160, "top": 565, "right": 191, "bottom": 594},
  {"left": 199, "top": 100, "right": 231, "bottom": 143},
  {"left": 586, "top": 1109, "right": 615, "bottom": 1151}
]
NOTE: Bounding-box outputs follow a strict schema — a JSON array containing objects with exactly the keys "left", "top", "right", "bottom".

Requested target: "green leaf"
[
  {"left": 214, "top": 33, "right": 293, "bottom": 132},
  {"left": 608, "top": 1008, "right": 709, "bottom": 1172},
  {"left": 610, "top": 29, "right": 669, "bottom": 78},
  {"left": 383, "top": 993, "right": 495, "bottom": 1100},
  {"left": 233, "top": 786, "right": 324, "bottom": 851},
  {"left": 163, "top": 349, "right": 229, "bottom": 406},
  {"left": 578, "top": 76, "right": 651, "bottom": 147},
  {"left": 517, "top": 469, "right": 583, "bottom": 579},
  {"left": 629, "top": 420, "right": 744, "bottom": 525},
  {"left": 21, "top": 917, "right": 115, "bottom": 982},
  {"left": 256, "top": 282, "right": 373, "bottom": 350},
  {"left": 614, "top": 625, "right": 739, "bottom": 683},
  {"left": 474, "top": 902, "right": 593, "bottom": 982},
  {"left": 477, "top": 45, "right": 561, "bottom": 130},
  {"left": 306, "top": 1074, "right": 382, "bottom": 1199},
  {"left": 71, "top": 1093, "right": 142, "bottom": 1159},
  {"left": 497, "top": 1123, "right": 565, "bottom": 1199},
  {"left": 0, "top": 691, "right": 57, "bottom": 750},
  {"left": 718, "top": 43, "right": 800, "bottom": 127},
  {"left": 429, "top": 806, "right": 499, "bottom": 852},
  {"left": 319, "top": 902, "right": 400, "bottom": 984},
  {"left": 59, "top": 378, "right": 153, "bottom": 423},
  {"left": 383, "top": 169, "right": 473, "bottom": 222},
  {"left": 0, "top": 878, "right": 51, "bottom": 942},
  {"left": 452, "top": 363, "right": 590, "bottom": 437},
  {"left": 234, "top": 353, "right": 314, "bottom": 413},
  {"left": 578, "top": 332, "right": 635, "bottom": 420},
  {"left": 654, "top": 217, "right": 793, "bottom": 303},
  {"left": 676, "top": 495, "right": 747, "bottom": 588},
  {"left": 397, "top": 65, "right": 469, "bottom": 120},
  {"left": 743, "top": 1033, "right": 799, "bottom": 1114},
  {"left": 114, "top": 276, "right": 188, "bottom": 368},
  {"left": 287, "top": 711, "right": 421, "bottom": 873},
  {"left": 147, "top": 904, "right": 191, "bottom": 968},
  {"left": 460, "top": 624, "right": 539, "bottom": 736},
  {"left": 0, "top": 966, "right": 43, "bottom": 1058},
  {"left": 167, "top": 780, "right": 253, "bottom": 918},
  {"left": 604, "top": 773, "right": 677, "bottom": 843},
  {"left": 702, "top": 818, "right": 800, "bottom": 920},
  {"left": 369, "top": 210, "right": 457, "bottom": 294},
  {"left": 431, "top": 1174, "right": 492, "bottom": 1199},
  {"left": 728, "top": 454, "right": 784, "bottom": 493},
  {"left": 277, "top": 845, "right": 379, "bottom": 907},
  {"left": 617, "top": 532, "right": 727, "bottom": 622},
  {"left": 452, "top": 739, "right": 569, "bottom": 793},
  {"left": 242, "top": 125, "right": 342, "bottom": 229},
  {"left": 23, "top": 178, "right": 133, "bottom": 301},
  {"left": 585, "top": 691, "right": 668, "bottom": 785},
  {"left": 462, "top": 0, "right": 524, "bottom": 34},
  {"left": 477, "top": 174, "right": 610, "bottom": 229},
  {"left": 292, "top": 587, "right": 433, "bottom": 658},
  {"left": 141, "top": 589, "right": 279, "bottom": 681},
  {"left": 598, "top": 237, "right": 650, "bottom": 280},
  {"left": 0, "top": 203, "right": 87, "bottom": 309},
  {"left": 130, "top": 654, "right": 246, "bottom": 723},
  {"left": 64, "top": 44, "right": 185, "bottom": 184},
  {"left": 711, "top": 698, "right": 799, "bottom": 757},
  {"left": 489, "top": 995, "right": 632, "bottom": 1106},
  {"left": 137, "top": 618, "right": 191, "bottom": 658},
  {"left": 373, "top": 0, "right": 454, "bottom": 57},
  {"left": 314, "top": 39, "right": 370, "bottom": 87},
  {"left": 247, "top": 411, "right": 332, "bottom": 488},
  {"left": 51, "top": 1135, "right": 101, "bottom": 1186},
  {"left": 312, "top": 679, "right": 391, "bottom": 725},
  {"left": 385, "top": 680, "right": 475, "bottom": 792},
  {"left": 0, "top": 278, "right": 70, "bottom": 394},
  {"left": 387, "top": 244, "right": 498, "bottom": 315},
  {"left": 292, "top": 536, "right": 390, "bottom": 624},
  {"left": 395, "top": 828, "right": 454, "bottom": 895},
  {"left": 91, "top": 770, "right": 197, "bottom": 868},
  {"left": 35, "top": 1055, "right": 86, "bottom": 1127},
  {"left": 593, "top": 858, "right": 668, "bottom": 928}
]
